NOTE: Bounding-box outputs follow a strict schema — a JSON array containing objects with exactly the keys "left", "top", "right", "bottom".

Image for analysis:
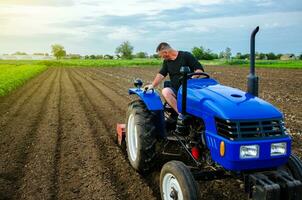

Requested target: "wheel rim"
[
  {"left": 162, "top": 173, "right": 183, "bottom": 200},
  {"left": 127, "top": 113, "right": 138, "bottom": 161}
]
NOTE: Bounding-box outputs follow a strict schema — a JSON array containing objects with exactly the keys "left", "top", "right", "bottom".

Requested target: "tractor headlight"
[
  {"left": 240, "top": 145, "right": 259, "bottom": 159},
  {"left": 271, "top": 142, "right": 286, "bottom": 156}
]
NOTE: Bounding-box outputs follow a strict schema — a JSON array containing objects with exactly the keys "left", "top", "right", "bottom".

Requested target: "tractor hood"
[{"left": 177, "top": 79, "right": 282, "bottom": 120}]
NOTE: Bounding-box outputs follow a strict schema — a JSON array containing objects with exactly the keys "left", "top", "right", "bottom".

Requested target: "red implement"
[{"left": 116, "top": 123, "right": 126, "bottom": 146}]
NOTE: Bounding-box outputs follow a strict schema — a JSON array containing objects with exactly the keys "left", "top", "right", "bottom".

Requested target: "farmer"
[{"left": 144, "top": 42, "right": 204, "bottom": 114}]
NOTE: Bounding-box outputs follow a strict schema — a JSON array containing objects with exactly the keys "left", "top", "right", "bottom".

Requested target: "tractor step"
[
  {"left": 161, "top": 152, "right": 182, "bottom": 157},
  {"left": 161, "top": 136, "right": 187, "bottom": 157},
  {"left": 245, "top": 170, "right": 302, "bottom": 200},
  {"left": 166, "top": 135, "right": 186, "bottom": 141},
  {"left": 193, "top": 169, "right": 232, "bottom": 181}
]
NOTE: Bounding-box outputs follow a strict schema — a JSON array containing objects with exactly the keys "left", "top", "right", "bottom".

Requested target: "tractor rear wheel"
[
  {"left": 126, "top": 100, "right": 164, "bottom": 173},
  {"left": 160, "top": 161, "right": 200, "bottom": 200}
]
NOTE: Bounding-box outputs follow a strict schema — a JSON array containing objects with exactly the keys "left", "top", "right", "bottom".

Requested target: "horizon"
[
  {"left": 0, "top": 0, "right": 301, "bottom": 55},
  {"left": 0, "top": 50, "right": 301, "bottom": 57}
]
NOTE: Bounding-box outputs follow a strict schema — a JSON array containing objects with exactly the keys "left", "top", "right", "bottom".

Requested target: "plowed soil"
[{"left": 0, "top": 66, "right": 301, "bottom": 200}]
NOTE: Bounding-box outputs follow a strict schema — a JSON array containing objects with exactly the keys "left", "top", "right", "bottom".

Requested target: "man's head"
[{"left": 156, "top": 42, "right": 177, "bottom": 60}]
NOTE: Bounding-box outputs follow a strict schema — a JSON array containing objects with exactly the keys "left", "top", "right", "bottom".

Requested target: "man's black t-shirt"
[{"left": 159, "top": 51, "right": 204, "bottom": 90}]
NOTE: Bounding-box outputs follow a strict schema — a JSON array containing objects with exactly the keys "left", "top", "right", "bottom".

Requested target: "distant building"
[
  {"left": 0, "top": 54, "right": 55, "bottom": 60},
  {"left": 104, "top": 55, "right": 114, "bottom": 59},
  {"left": 65, "top": 54, "right": 82, "bottom": 59},
  {"left": 280, "top": 54, "right": 296, "bottom": 60}
]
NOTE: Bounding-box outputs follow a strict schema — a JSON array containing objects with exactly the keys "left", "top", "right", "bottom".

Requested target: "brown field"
[{"left": 0, "top": 66, "right": 301, "bottom": 200}]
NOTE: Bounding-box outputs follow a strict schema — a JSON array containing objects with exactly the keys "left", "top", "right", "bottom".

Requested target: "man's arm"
[
  {"left": 145, "top": 61, "right": 167, "bottom": 90},
  {"left": 152, "top": 73, "right": 165, "bottom": 87},
  {"left": 144, "top": 73, "right": 165, "bottom": 90}
]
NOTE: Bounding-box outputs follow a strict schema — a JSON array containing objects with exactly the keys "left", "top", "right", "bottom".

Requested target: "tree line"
[{"left": 20, "top": 42, "right": 302, "bottom": 61}]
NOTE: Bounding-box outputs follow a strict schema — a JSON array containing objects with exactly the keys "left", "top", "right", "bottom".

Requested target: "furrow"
[
  {"left": 52, "top": 68, "right": 63, "bottom": 200},
  {"left": 54, "top": 68, "right": 119, "bottom": 200},
  {"left": 15, "top": 68, "right": 60, "bottom": 200},
  {"left": 69, "top": 69, "right": 157, "bottom": 199}
]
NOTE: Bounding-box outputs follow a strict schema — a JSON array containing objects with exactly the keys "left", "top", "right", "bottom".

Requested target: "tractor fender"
[{"left": 128, "top": 88, "right": 163, "bottom": 110}]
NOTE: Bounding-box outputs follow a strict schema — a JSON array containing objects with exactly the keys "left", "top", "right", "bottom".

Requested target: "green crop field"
[
  {"left": 0, "top": 64, "right": 47, "bottom": 96},
  {"left": 0, "top": 59, "right": 163, "bottom": 68},
  {"left": 1, "top": 58, "right": 301, "bottom": 68},
  {"left": 1, "top": 58, "right": 302, "bottom": 68},
  {"left": 200, "top": 59, "right": 302, "bottom": 69},
  {"left": 39, "top": 58, "right": 162, "bottom": 67}
]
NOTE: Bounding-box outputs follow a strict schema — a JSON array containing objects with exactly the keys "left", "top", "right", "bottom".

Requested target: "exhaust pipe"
[
  {"left": 247, "top": 26, "right": 259, "bottom": 96},
  {"left": 180, "top": 66, "right": 191, "bottom": 114}
]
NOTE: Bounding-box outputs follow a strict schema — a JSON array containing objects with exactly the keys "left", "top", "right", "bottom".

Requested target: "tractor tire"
[
  {"left": 285, "top": 154, "right": 302, "bottom": 181},
  {"left": 160, "top": 161, "right": 200, "bottom": 200},
  {"left": 126, "top": 100, "right": 164, "bottom": 173}
]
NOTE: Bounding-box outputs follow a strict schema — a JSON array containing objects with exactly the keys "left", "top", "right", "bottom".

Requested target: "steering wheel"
[
  {"left": 187, "top": 72, "right": 210, "bottom": 79},
  {"left": 143, "top": 88, "right": 154, "bottom": 94}
]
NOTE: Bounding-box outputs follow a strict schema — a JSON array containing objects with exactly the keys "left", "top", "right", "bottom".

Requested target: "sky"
[{"left": 0, "top": 0, "right": 301, "bottom": 55}]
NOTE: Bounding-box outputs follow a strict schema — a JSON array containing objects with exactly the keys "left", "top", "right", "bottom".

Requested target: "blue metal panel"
[
  {"left": 177, "top": 78, "right": 283, "bottom": 120},
  {"left": 129, "top": 88, "right": 163, "bottom": 110}
]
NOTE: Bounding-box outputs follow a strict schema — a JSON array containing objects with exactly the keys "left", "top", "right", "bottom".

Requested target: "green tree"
[
  {"left": 204, "top": 48, "right": 218, "bottom": 60},
  {"left": 69, "top": 54, "right": 81, "bottom": 59},
  {"left": 210, "top": 52, "right": 218, "bottom": 59},
  {"left": 192, "top": 46, "right": 217, "bottom": 60},
  {"left": 33, "top": 53, "right": 44, "bottom": 56},
  {"left": 276, "top": 54, "right": 283, "bottom": 60},
  {"left": 115, "top": 41, "right": 134, "bottom": 59},
  {"left": 136, "top": 52, "right": 148, "bottom": 58},
  {"left": 259, "top": 53, "right": 266, "bottom": 60},
  {"left": 192, "top": 47, "right": 203, "bottom": 60},
  {"left": 236, "top": 52, "right": 242, "bottom": 59},
  {"left": 90, "top": 55, "right": 96, "bottom": 59},
  {"left": 13, "top": 51, "right": 27, "bottom": 55},
  {"left": 96, "top": 55, "right": 103, "bottom": 59},
  {"left": 219, "top": 51, "right": 224, "bottom": 59},
  {"left": 151, "top": 54, "right": 159, "bottom": 59},
  {"left": 266, "top": 52, "right": 277, "bottom": 60},
  {"left": 51, "top": 44, "right": 66, "bottom": 60},
  {"left": 299, "top": 53, "right": 302, "bottom": 60},
  {"left": 242, "top": 54, "right": 250, "bottom": 59},
  {"left": 224, "top": 47, "right": 232, "bottom": 60},
  {"left": 104, "top": 54, "right": 114, "bottom": 59}
]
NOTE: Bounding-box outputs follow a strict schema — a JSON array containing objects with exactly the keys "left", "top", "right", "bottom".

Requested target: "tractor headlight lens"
[
  {"left": 271, "top": 142, "right": 286, "bottom": 156},
  {"left": 240, "top": 145, "right": 259, "bottom": 159}
]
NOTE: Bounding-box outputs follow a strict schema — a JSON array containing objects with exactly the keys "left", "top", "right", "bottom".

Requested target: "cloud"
[
  {"left": 107, "top": 27, "right": 147, "bottom": 40},
  {"left": 0, "top": 0, "right": 74, "bottom": 7},
  {"left": 0, "top": 0, "right": 301, "bottom": 54}
]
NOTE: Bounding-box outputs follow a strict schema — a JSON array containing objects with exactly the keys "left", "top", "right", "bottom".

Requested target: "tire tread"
[{"left": 126, "top": 100, "right": 163, "bottom": 173}]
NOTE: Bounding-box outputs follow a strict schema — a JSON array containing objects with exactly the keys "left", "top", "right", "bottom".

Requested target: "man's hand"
[
  {"left": 192, "top": 74, "right": 200, "bottom": 79},
  {"left": 144, "top": 84, "right": 154, "bottom": 91},
  {"left": 192, "top": 69, "right": 204, "bottom": 78}
]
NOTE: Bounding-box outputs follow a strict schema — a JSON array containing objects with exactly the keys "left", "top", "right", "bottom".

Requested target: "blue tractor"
[{"left": 116, "top": 27, "right": 302, "bottom": 200}]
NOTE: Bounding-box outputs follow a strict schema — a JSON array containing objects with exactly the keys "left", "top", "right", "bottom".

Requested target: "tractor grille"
[{"left": 215, "top": 117, "right": 285, "bottom": 140}]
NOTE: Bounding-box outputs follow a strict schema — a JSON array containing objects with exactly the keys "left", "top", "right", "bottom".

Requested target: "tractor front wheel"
[
  {"left": 160, "top": 161, "right": 200, "bottom": 200},
  {"left": 284, "top": 154, "right": 302, "bottom": 181}
]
